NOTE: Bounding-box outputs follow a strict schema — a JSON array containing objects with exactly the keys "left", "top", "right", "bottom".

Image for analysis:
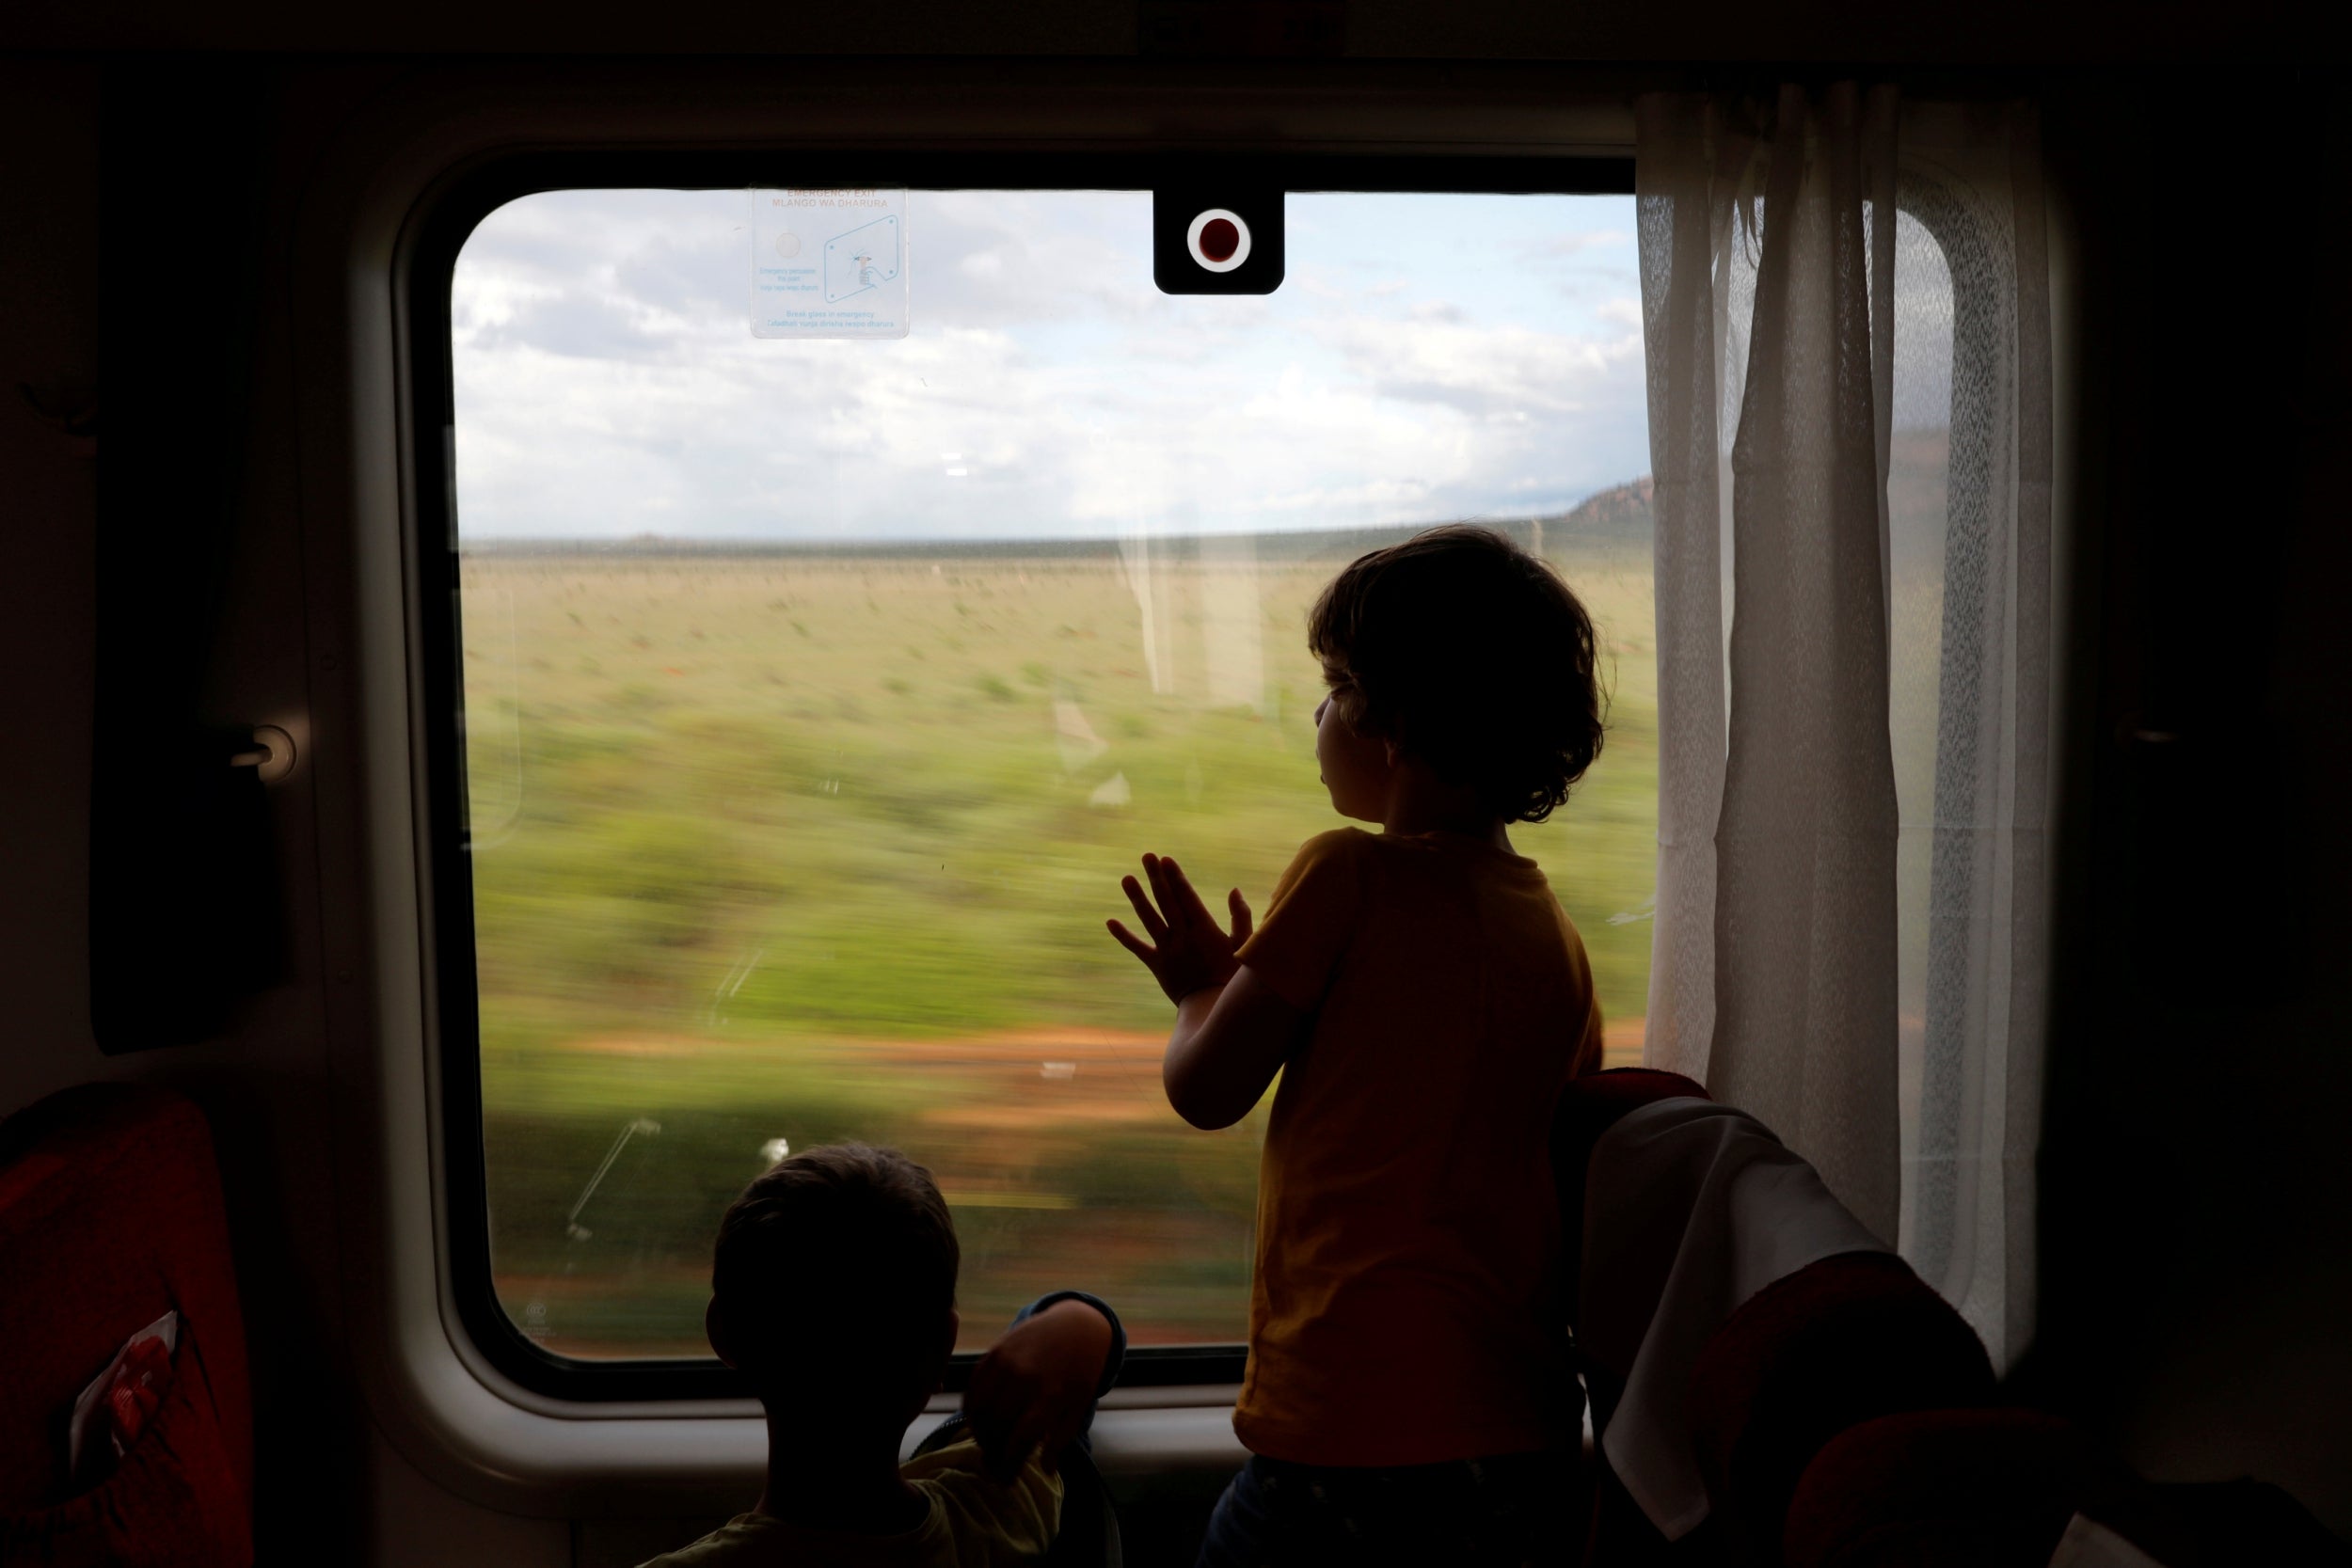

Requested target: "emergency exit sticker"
[{"left": 751, "top": 188, "right": 909, "bottom": 339}]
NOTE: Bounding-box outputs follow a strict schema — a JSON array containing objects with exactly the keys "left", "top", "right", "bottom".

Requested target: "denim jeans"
[{"left": 1196, "top": 1448, "right": 1574, "bottom": 1567}]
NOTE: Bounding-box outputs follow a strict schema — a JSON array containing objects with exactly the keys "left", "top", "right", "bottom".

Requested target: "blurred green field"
[{"left": 460, "top": 531, "right": 1659, "bottom": 1355}]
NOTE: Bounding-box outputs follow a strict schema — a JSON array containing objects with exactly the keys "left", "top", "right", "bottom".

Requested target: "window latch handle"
[{"left": 227, "top": 724, "right": 297, "bottom": 784}]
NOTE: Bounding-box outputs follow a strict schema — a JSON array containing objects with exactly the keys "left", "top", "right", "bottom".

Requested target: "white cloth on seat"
[{"left": 1581, "top": 1097, "right": 1891, "bottom": 1541}]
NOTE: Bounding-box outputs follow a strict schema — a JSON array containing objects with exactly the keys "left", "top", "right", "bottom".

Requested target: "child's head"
[
  {"left": 707, "top": 1142, "right": 961, "bottom": 1429},
  {"left": 1307, "top": 524, "right": 1605, "bottom": 825}
]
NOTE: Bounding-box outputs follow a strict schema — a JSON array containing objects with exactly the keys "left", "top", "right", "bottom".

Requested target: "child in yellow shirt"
[{"left": 1107, "top": 525, "right": 1607, "bottom": 1565}]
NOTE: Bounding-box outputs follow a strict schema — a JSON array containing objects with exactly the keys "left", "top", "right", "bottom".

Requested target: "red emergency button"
[{"left": 1185, "top": 209, "right": 1252, "bottom": 273}]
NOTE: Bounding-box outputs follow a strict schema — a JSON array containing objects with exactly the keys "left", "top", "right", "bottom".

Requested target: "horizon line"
[{"left": 455, "top": 480, "right": 1659, "bottom": 554}]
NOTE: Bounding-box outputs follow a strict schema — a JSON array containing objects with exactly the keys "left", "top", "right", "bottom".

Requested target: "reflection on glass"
[{"left": 453, "top": 190, "right": 1659, "bottom": 1357}]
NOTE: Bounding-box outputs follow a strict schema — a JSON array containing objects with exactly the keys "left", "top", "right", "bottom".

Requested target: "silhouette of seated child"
[{"left": 638, "top": 1142, "right": 1124, "bottom": 1567}]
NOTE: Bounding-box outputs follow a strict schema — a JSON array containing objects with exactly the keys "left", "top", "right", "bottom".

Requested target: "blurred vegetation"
[{"left": 460, "top": 535, "right": 1659, "bottom": 1355}]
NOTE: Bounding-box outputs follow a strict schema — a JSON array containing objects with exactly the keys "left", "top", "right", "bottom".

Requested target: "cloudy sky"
[{"left": 451, "top": 188, "right": 1653, "bottom": 542}]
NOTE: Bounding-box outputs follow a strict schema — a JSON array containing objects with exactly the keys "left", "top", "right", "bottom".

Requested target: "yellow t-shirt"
[
  {"left": 635, "top": 1438, "right": 1060, "bottom": 1568},
  {"left": 1231, "top": 828, "right": 1604, "bottom": 1467}
]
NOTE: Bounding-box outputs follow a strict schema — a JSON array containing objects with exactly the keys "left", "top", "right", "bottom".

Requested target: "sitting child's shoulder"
[
  {"left": 633, "top": 1441, "right": 1060, "bottom": 1568},
  {"left": 903, "top": 1435, "right": 1061, "bottom": 1552}
]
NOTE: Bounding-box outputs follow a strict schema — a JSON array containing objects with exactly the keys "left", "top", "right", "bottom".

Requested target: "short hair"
[
  {"left": 710, "top": 1143, "right": 959, "bottom": 1398},
  {"left": 1307, "top": 524, "right": 1606, "bottom": 823}
]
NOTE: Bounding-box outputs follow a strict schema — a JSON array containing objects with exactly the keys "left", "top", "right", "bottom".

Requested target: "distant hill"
[
  {"left": 1536, "top": 475, "right": 1656, "bottom": 553},
  {"left": 458, "top": 476, "right": 1659, "bottom": 562}
]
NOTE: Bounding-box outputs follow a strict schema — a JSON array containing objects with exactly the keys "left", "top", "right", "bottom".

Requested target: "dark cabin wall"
[
  {"left": 0, "top": 58, "right": 410, "bottom": 1559},
  {"left": 1, "top": 6, "right": 2347, "bottom": 1560},
  {"left": 2031, "top": 73, "right": 2352, "bottom": 1534},
  {"left": 0, "top": 61, "right": 100, "bottom": 1104}
]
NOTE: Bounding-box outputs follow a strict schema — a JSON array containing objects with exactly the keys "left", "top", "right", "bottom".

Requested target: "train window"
[{"left": 427, "top": 179, "right": 1657, "bottom": 1393}]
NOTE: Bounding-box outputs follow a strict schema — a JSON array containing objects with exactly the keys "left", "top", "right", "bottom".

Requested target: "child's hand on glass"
[
  {"left": 962, "top": 1298, "right": 1116, "bottom": 1484},
  {"left": 1106, "top": 853, "right": 1253, "bottom": 1006}
]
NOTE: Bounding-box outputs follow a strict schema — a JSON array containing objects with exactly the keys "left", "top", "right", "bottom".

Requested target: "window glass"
[
  {"left": 451, "top": 188, "right": 1656, "bottom": 1358},
  {"left": 1886, "top": 200, "right": 1956, "bottom": 1227}
]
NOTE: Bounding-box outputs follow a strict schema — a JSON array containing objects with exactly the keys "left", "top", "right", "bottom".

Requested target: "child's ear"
[{"left": 705, "top": 1296, "right": 737, "bottom": 1370}]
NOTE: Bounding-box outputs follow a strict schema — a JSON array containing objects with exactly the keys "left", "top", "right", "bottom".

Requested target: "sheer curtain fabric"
[{"left": 1634, "top": 85, "right": 2054, "bottom": 1368}]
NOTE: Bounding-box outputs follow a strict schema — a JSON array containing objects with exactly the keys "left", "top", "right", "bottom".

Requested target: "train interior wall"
[{"left": 1, "top": 15, "right": 2345, "bottom": 1560}]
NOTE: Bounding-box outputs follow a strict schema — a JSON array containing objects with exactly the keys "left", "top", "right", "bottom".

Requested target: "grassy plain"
[{"left": 462, "top": 533, "right": 1659, "bottom": 1355}]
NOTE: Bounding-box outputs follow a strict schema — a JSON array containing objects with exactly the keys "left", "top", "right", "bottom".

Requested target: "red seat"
[
  {"left": 1554, "top": 1067, "right": 1709, "bottom": 1319},
  {"left": 1554, "top": 1069, "right": 1713, "bottom": 1563},
  {"left": 1689, "top": 1252, "right": 1997, "bottom": 1564},
  {"left": 1562, "top": 1079, "right": 1994, "bottom": 1565},
  {"left": 0, "top": 1084, "right": 253, "bottom": 1566},
  {"left": 1563, "top": 1082, "right": 2337, "bottom": 1566},
  {"left": 1782, "top": 1408, "right": 2122, "bottom": 1568}
]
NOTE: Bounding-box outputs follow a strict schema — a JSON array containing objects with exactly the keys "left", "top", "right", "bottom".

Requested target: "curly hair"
[{"left": 1307, "top": 524, "right": 1607, "bottom": 823}]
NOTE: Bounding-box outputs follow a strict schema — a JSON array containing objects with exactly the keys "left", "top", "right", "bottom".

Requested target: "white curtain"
[{"left": 1635, "top": 86, "right": 2054, "bottom": 1369}]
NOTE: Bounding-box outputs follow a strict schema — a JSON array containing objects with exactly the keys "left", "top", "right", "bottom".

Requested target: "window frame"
[{"left": 409, "top": 150, "right": 1637, "bottom": 1403}]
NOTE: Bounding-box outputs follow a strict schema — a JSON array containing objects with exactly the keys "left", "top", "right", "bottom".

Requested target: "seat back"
[
  {"left": 1689, "top": 1252, "right": 1995, "bottom": 1564},
  {"left": 1552, "top": 1067, "right": 1709, "bottom": 1325},
  {"left": 0, "top": 1084, "right": 252, "bottom": 1565},
  {"left": 1782, "top": 1409, "right": 2121, "bottom": 1568},
  {"left": 1554, "top": 1069, "right": 1712, "bottom": 1563}
]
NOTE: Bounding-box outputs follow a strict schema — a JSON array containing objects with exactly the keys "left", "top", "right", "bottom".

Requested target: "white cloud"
[
  {"left": 1538, "top": 229, "right": 1633, "bottom": 256},
  {"left": 451, "top": 189, "right": 1654, "bottom": 540}
]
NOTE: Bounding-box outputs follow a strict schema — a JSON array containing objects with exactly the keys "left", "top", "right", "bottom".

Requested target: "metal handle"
[{"left": 228, "top": 724, "right": 297, "bottom": 783}]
